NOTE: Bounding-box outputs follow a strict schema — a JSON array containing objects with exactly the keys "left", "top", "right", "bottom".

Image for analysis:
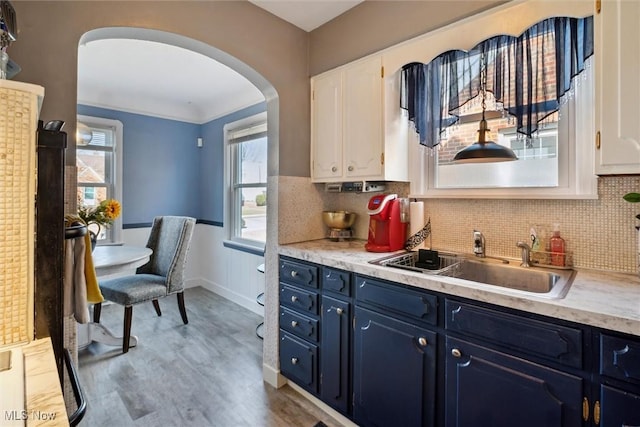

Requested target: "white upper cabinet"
[
  {"left": 595, "top": 0, "right": 640, "bottom": 175},
  {"left": 343, "top": 57, "right": 383, "bottom": 179},
  {"left": 311, "top": 70, "right": 343, "bottom": 181},
  {"left": 311, "top": 55, "right": 408, "bottom": 183}
]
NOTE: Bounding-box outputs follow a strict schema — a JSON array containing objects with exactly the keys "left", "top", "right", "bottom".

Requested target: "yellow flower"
[
  {"left": 78, "top": 198, "right": 122, "bottom": 229},
  {"left": 104, "top": 199, "right": 121, "bottom": 220}
]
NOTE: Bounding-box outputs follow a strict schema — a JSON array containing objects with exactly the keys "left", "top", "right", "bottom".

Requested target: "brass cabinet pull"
[
  {"left": 594, "top": 400, "right": 601, "bottom": 425},
  {"left": 336, "top": 307, "right": 344, "bottom": 315},
  {"left": 418, "top": 337, "right": 427, "bottom": 347},
  {"left": 451, "top": 348, "right": 462, "bottom": 358},
  {"left": 291, "top": 357, "right": 298, "bottom": 365},
  {"left": 290, "top": 270, "right": 298, "bottom": 278},
  {"left": 582, "top": 397, "right": 589, "bottom": 422},
  {"left": 331, "top": 166, "right": 338, "bottom": 173},
  {"left": 291, "top": 295, "right": 298, "bottom": 303},
  {"left": 291, "top": 321, "right": 298, "bottom": 328},
  {"left": 596, "top": 131, "right": 601, "bottom": 149}
]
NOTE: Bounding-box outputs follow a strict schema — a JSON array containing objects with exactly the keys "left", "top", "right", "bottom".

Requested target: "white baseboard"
[
  {"left": 262, "top": 363, "right": 287, "bottom": 388},
  {"left": 287, "top": 382, "right": 358, "bottom": 427},
  {"left": 197, "top": 277, "right": 264, "bottom": 316}
]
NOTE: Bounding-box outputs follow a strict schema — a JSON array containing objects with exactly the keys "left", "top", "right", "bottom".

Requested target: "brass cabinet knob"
[
  {"left": 582, "top": 397, "right": 589, "bottom": 422},
  {"left": 291, "top": 357, "right": 298, "bottom": 365},
  {"left": 418, "top": 337, "right": 428, "bottom": 346},
  {"left": 331, "top": 166, "right": 338, "bottom": 172},
  {"left": 348, "top": 165, "right": 354, "bottom": 171},
  {"left": 291, "top": 321, "right": 298, "bottom": 328},
  {"left": 336, "top": 308, "right": 344, "bottom": 315},
  {"left": 290, "top": 270, "right": 298, "bottom": 278},
  {"left": 291, "top": 295, "right": 298, "bottom": 303},
  {"left": 451, "top": 348, "right": 462, "bottom": 358}
]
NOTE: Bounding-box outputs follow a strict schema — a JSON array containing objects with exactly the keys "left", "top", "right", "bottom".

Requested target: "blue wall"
[{"left": 78, "top": 103, "right": 266, "bottom": 226}]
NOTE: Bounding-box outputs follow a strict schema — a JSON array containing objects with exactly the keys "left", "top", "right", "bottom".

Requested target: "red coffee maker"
[{"left": 365, "top": 194, "right": 408, "bottom": 252}]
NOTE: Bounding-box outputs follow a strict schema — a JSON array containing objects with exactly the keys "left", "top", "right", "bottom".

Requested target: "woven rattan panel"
[{"left": 0, "top": 87, "right": 36, "bottom": 346}]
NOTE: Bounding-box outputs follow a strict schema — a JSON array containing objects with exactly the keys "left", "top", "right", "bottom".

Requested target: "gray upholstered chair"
[{"left": 94, "top": 216, "right": 196, "bottom": 353}]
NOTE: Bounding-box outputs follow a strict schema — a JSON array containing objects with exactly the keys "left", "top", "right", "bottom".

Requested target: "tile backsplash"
[{"left": 279, "top": 175, "right": 640, "bottom": 274}]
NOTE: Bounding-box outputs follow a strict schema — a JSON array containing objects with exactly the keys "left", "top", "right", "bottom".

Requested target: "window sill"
[{"left": 223, "top": 240, "right": 265, "bottom": 256}]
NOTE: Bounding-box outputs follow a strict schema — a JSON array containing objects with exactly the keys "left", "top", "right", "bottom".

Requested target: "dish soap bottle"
[{"left": 549, "top": 223, "right": 566, "bottom": 267}]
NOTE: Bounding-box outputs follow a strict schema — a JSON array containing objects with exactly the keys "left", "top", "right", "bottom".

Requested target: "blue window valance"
[{"left": 400, "top": 16, "right": 594, "bottom": 149}]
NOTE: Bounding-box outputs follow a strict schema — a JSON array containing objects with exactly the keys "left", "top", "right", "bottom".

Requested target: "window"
[
  {"left": 225, "top": 112, "right": 267, "bottom": 248},
  {"left": 76, "top": 115, "right": 123, "bottom": 243},
  {"left": 404, "top": 14, "right": 597, "bottom": 199}
]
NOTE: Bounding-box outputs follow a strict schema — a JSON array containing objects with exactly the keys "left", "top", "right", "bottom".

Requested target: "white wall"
[{"left": 122, "top": 223, "right": 265, "bottom": 317}]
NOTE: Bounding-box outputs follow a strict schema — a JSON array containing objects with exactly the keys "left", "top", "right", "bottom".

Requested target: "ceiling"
[{"left": 77, "top": 1, "right": 361, "bottom": 124}]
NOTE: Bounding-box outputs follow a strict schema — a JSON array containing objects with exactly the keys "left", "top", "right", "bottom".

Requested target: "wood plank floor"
[{"left": 78, "top": 287, "right": 340, "bottom": 427}]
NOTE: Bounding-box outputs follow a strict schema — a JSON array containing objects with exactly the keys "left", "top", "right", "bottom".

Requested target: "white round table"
[{"left": 92, "top": 245, "right": 152, "bottom": 277}]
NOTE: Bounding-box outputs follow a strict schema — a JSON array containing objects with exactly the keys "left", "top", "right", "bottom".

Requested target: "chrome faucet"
[
  {"left": 516, "top": 241, "right": 531, "bottom": 267},
  {"left": 473, "top": 230, "right": 485, "bottom": 258}
]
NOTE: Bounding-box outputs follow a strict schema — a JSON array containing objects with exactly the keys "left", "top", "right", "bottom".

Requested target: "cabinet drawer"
[
  {"left": 322, "top": 266, "right": 351, "bottom": 298},
  {"left": 355, "top": 275, "right": 437, "bottom": 325},
  {"left": 280, "top": 331, "right": 318, "bottom": 394},
  {"left": 445, "top": 300, "right": 582, "bottom": 369},
  {"left": 600, "top": 333, "right": 640, "bottom": 384},
  {"left": 280, "top": 307, "right": 319, "bottom": 342},
  {"left": 280, "top": 257, "right": 318, "bottom": 289},
  {"left": 280, "top": 284, "right": 319, "bottom": 315}
]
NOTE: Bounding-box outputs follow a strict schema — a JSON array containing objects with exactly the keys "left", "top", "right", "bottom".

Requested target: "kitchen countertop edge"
[{"left": 279, "top": 239, "right": 640, "bottom": 337}]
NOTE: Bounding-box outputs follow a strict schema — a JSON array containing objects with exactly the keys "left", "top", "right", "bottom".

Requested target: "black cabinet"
[
  {"left": 279, "top": 257, "right": 320, "bottom": 395},
  {"left": 597, "top": 333, "right": 640, "bottom": 426},
  {"left": 278, "top": 255, "right": 640, "bottom": 427},
  {"left": 320, "top": 295, "right": 351, "bottom": 414},
  {"left": 279, "top": 259, "right": 353, "bottom": 412},
  {"left": 353, "top": 307, "right": 437, "bottom": 427},
  {"left": 445, "top": 337, "right": 583, "bottom": 427},
  {"left": 599, "top": 385, "right": 640, "bottom": 426},
  {"left": 280, "top": 331, "right": 318, "bottom": 393}
]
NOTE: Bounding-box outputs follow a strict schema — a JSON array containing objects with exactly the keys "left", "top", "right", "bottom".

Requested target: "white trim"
[
  {"left": 262, "top": 363, "right": 287, "bottom": 389},
  {"left": 224, "top": 111, "right": 268, "bottom": 248}
]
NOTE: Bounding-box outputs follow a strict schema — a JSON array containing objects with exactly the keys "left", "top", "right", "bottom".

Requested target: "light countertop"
[{"left": 279, "top": 239, "right": 640, "bottom": 337}]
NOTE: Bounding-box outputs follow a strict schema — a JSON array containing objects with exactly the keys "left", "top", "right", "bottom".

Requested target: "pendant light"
[{"left": 453, "top": 52, "right": 518, "bottom": 163}]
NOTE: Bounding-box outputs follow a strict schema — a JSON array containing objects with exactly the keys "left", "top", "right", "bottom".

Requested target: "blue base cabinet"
[
  {"left": 599, "top": 385, "right": 640, "bottom": 426},
  {"left": 277, "top": 256, "right": 640, "bottom": 427},
  {"left": 445, "top": 337, "right": 583, "bottom": 427},
  {"left": 320, "top": 294, "right": 351, "bottom": 414},
  {"left": 353, "top": 306, "right": 437, "bottom": 427}
]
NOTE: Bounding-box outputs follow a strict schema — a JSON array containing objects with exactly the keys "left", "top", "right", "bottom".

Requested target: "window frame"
[
  {"left": 224, "top": 112, "right": 267, "bottom": 251},
  {"left": 76, "top": 115, "right": 123, "bottom": 244},
  {"left": 407, "top": 58, "right": 597, "bottom": 200}
]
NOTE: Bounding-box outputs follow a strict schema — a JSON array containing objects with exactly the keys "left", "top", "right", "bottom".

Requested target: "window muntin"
[{"left": 226, "top": 114, "right": 267, "bottom": 247}]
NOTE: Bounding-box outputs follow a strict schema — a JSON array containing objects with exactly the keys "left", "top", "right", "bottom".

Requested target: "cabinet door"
[
  {"left": 343, "top": 56, "right": 383, "bottom": 179},
  {"left": 353, "top": 307, "right": 436, "bottom": 427},
  {"left": 311, "top": 71, "right": 343, "bottom": 181},
  {"left": 446, "top": 337, "right": 583, "bottom": 427},
  {"left": 596, "top": 0, "right": 640, "bottom": 174},
  {"left": 280, "top": 331, "right": 318, "bottom": 394},
  {"left": 600, "top": 384, "right": 640, "bottom": 426},
  {"left": 320, "top": 296, "right": 351, "bottom": 415}
]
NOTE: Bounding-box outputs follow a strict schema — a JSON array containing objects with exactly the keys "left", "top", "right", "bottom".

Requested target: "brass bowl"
[{"left": 322, "top": 211, "right": 357, "bottom": 230}]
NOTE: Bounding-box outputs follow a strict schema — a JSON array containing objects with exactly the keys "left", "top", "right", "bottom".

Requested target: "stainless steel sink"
[{"left": 370, "top": 251, "right": 575, "bottom": 299}]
